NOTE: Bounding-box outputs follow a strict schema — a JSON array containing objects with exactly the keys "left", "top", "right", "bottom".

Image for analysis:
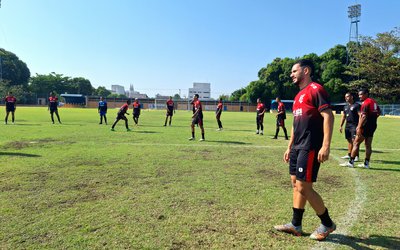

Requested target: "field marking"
[{"left": 311, "top": 154, "right": 367, "bottom": 250}]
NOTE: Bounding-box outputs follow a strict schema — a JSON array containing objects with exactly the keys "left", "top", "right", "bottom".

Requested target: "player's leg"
[
  {"left": 349, "top": 135, "right": 364, "bottom": 166},
  {"left": 100, "top": 114, "right": 103, "bottom": 124},
  {"left": 104, "top": 115, "right": 107, "bottom": 125},
  {"left": 11, "top": 111, "right": 15, "bottom": 123},
  {"left": 256, "top": 116, "right": 260, "bottom": 134},
  {"left": 50, "top": 111, "right": 55, "bottom": 124},
  {"left": 282, "top": 120, "right": 288, "bottom": 140},
  {"left": 164, "top": 115, "right": 168, "bottom": 126},
  {"left": 55, "top": 110, "right": 61, "bottom": 123},
  {"left": 363, "top": 136, "right": 373, "bottom": 168},
  {"left": 169, "top": 115, "right": 172, "bottom": 126},
  {"left": 199, "top": 120, "right": 205, "bottom": 141},
  {"left": 5, "top": 111, "right": 9, "bottom": 124},
  {"left": 260, "top": 117, "right": 264, "bottom": 135},
  {"left": 189, "top": 121, "right": 195, "bottom": 140},
  {"left": 123, "top": 116, "right": 130, "bottom": 130}
]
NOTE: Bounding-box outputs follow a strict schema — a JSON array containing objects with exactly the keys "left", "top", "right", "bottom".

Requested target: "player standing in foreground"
[
  {"left": 339, "top": 92, "right": 360, "bottom": 162},
  {"left": 132, "top": 98, "right": 141, "bottom": 125},
  {"left": 98, "top": 96, "right": 108, "bottom": 125},
  {"left": 111, "top": 99, "right": 131, "bottom": 132},
  {"left": 164, "top": 96, "right": 174, "bottom": 126},
  {"left": 272, "top": 97, "right": 288, "bottom": 140},
  {"left": 189, "top": 94, "right": 205, "bottom": 141},
  {"left": 215, "top": 98, "right": 223, "bottom": 131},
  {"left": 48, "top": 92, "right": 62, "bottom": 124},
  {"left": 4, "top": 91, "right": 16, "bottom": 124},
  {"left": 274, "top": 59, "right": 336, "bottom": 241},
  {"left": 342, "top": 88, "right": 380, "bottom": 169},
  {"left": 256, "top": 98, "right": 265, "bottom": 135}
]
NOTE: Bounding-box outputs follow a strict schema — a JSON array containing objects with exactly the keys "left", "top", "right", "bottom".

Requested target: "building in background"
[
  {"left": 127, "top": 84, "right": 149, "bottom": 99},
  {"left": 188, "top": 82, "right": 211, "bottom": 100},
  {"left": 111, "top": 85, "right": 126, "bottom": 95}
]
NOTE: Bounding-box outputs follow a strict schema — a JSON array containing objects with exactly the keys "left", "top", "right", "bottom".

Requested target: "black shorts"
[
  {"left": 192, "top": 115, "right": 203, "bottom": 126},
  {"left": 276, "top": 117, "right": 285, "bottom": 127},
  {"left": 50, "top": 108, "right": 58, "bottom": 113},
  {"left": 345, "top": 126, "right": 356, "bottom": 140},
  {"left": 133, "top": 112, "right": 140, "bottom": 118},
  {"left": 362, "top": 124, "right": 377, "bottom": 138},
  {"left": 166, "top": 109, "right": 173, "bottom": 117},
  {"left": 116, "top": 114, "right": 127, "bottom": 120},
  {"left": 256, "top": 115, "right": 264, "bottom": 124},
  {"left": 289, "top": 149, "right": 320, "bottom": 182},
  {"left": 6, "top": 107, "right": 15, "bottom": 112}
]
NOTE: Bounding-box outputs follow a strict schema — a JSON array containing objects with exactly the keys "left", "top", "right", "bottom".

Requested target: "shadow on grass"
[
  {"left": 373, "top": 160, "right": 400, "bottom": 166},
  {"left": 334, "top": 148, "right": 385, "bottom": 153},
  {"left": 135, "top": 131, "right": 159, "bottom": 134},
  {"left": 326, "top": 234, "right": 400, "bottom": 250},
  {"left": 205, "top": 140, "right": 250, "bottom": 145},
  {"left": 13, "top": 123, "right": 42, "bottom": 126},
  {"left": 0, "top": 152, "right": 41, "bottom": 157}
]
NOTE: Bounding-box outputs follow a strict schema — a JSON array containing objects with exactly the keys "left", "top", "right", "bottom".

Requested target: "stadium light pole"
[{"left": 346, "top": 4, "right": 361, "bottom": 65}]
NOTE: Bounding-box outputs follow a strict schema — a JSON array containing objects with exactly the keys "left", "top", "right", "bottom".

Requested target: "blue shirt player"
[{"left": 98, "top": 97, "right": 108, "bottom": 125}]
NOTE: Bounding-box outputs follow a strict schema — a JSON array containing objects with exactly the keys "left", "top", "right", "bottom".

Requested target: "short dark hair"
[
  {"left": 359, "top": 88, "right": 369, "bottom": 95},
  {"left": 127, "top": 99, "right": 132, "bottom": 104},
  {"left": 295, "top": 59, "right": 315, "bottom": 76},
  {"left": 194, "top": 94, "right": 199, "bottom": 98}
]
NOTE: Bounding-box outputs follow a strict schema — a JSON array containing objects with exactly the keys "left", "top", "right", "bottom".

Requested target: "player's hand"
[
  {"left": 356, "top": 127, "right": 362, "bottom": 136},
  {"left": 318, "top": 146, "right": 330, "bottom": 163},
  {"left": 339, "top": 126, "right": 343, "bottom": 133},
  {"left": 283, "top": 148, "right": 290, "bottom": 163}
]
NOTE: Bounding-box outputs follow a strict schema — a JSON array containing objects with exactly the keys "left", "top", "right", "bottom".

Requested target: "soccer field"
[{"left": 1, "top": 107, "right": 399, "bottom": 249}]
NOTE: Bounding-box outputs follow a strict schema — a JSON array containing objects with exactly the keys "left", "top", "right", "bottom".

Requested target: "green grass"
[{"left": 0, "top": 107, "right": 399, "bottom": 249}]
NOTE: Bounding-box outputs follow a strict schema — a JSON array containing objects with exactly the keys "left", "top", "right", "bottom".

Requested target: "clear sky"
[{"left": 0, "top": 0, "right": 398, "bottom": 98}]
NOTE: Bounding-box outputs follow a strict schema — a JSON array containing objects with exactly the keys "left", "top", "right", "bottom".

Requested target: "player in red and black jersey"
[
  {"left": 272, "top": 97, "right": 288, "bottom": 140},
  {"left": 111, "top": 99, "right": 131, "bottom": 131},
  {"left": 256, "top": 98, "right": 266, "bottom": 135},
  {"left": 339, "top": 92, "right": 360, "bottom": 161},
  {"left": 189, "top": 94, "right": 205, "bottom": 141},
  {"left": 48, "top": 92, "right": 62, "bottom": 124},
  {"left": 345, "top": 88, "right": 380, "bottom": 169},
  {"left": 132, "top": 98, "right": 141, "bottom": 125},
  {"left": 4, "top": 91, "right": 16, "bottom": 124},
  {"left": 164, "top": 96, "right": 174, "bottom": 126},
  {"left": 275, "top": 59, "right": 336, "bottom": 241},
  {"left": 215, "top": 98, "right": 223, "bottom": 131}
]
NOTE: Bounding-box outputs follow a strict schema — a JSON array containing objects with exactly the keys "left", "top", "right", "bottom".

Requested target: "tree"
[
  {"left": 229, "top": 88, "right": 247, "bottom": 101},
  {"left": 95, "top": 86, "right": 112, "bottom": 97},
  {"left": 173, "top": 93, "right": 181, "bottom": 100},
  {"left": 218, "top": 94, "right": 230, "bottom": 100},
  {"left": 0, "top": 48, "right": 30, "bottom": 87},
  {"left": 346, "top": 27, "right": 400, "bottom": 103}
]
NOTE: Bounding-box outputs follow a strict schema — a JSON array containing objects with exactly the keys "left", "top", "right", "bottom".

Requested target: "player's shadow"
[
  {"left": 0, "top": 152, "right": 41, "bottom": 157},
  {"left": 373, "top": 160, "right": 400, "bottom": 166},
  {"left": 335, "top": 148, "right": 384, "bottom": 154},
  {"left": 326, "top": 233, "right": 400, "bottom": 250},
  {"left": 14, "top": 124, "right": 42, "bottom": 126},
  {"left": 206, "top": 140, "right": 250, "bottom": 145},
  {"left": 135, "top": 131, "right": 158, "bottom": 134}
]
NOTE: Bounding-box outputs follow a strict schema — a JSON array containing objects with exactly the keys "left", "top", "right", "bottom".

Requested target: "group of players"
[{"left": 3, "top": 59, "right": 381, "bottom": 242}]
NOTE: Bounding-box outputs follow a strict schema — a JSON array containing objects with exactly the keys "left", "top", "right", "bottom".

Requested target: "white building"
[
  {"left": 188, "top": 82, "right": 211, "bottom": 100},
  {"left": 111, "top": 85, "right": 126, "bottom": 95}
]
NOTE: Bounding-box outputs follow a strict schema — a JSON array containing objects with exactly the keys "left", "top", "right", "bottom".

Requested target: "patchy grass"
[{"left": 0, "top": 107, "right": 399, "bottom": 249}]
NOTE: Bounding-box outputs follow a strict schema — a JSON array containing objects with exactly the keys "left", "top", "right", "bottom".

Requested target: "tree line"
[
  {"left": 228, "top": 27, "right": 400, "bottom": 104},
  {"left": 1, "top": 27, "right": 399, "bottom": 105}
]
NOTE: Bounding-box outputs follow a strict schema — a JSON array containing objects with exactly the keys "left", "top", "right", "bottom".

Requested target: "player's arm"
[
  {"left": 318, "top": 108, "right": 334, "bottom": 163},
  {"left": 339, "top": 111, "right": 346, "bottom": 133},
  {"left": 283, "top": 126, "right": 294, "bottom": 163}
]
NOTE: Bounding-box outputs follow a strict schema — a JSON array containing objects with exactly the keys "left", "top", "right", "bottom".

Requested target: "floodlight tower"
[{"left": 347, "top": 4, "right": 361, "bottom": 65}]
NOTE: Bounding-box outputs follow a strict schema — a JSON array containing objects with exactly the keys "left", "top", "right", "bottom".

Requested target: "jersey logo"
[
  {"left": 293, "top": 108, "right": 303, "bottom": 117},
  {"left": 311, "top": 83, "right": 318, "bottom": 89},
  {"left": 299, "top": 167, "right": 303, "bottom": 173},
  {"left": 299, "top": 94, "right": 305, "bottom": 103}
]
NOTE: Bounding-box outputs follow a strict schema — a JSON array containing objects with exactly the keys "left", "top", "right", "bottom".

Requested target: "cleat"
[
  {"left": 260, "top": 131, "right": 264, "bottom": 135},
  {"left": 199, "top": 138, "right": 205, "bottom": 141},
  {"left": 310, "top": 223, "right": 336, "bottom": 241},
  {"left": 354, "top": 156, "right": 359, "bottom": 162},
  {"left": 110, "top": 128, "right": 115, "bottom": 131},
  {"left": 341, "top": 155, "right": 350, "bottom": 159},
  {"left": 274, "top": 223, "right": 302, "bottom": 236},
  {"left": 256, "top": 130, "right": 259, "bottom": 134},
  {"left": 340, "top": 162, "right": 354, "bottom": 168},
  {"left": 163, "top": 124, "right": 166, "bottom": 127},
  {"left": 271, "top": 137, "right": 277, "bottom": 139},
  {"left": 188, "top": 137, "right": 195, "bottom": 141},
  {"left": 127, "top": 128, "right": 132, "bottom": 132}
]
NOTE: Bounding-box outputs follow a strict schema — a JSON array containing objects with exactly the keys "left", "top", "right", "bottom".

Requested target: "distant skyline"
[{"left": 0, "top": 0, "right": 399, "bottom": 98}]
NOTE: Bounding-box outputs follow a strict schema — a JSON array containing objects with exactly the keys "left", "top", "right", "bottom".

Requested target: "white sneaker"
[
  {"left": 357, "top": 163, "right": 369, "bottom": 169},
  {"left": 256, "top": 130, "right": 259, "bottom": 134},
  {"left": 354, "top": 156, "right": 359, "bottom": 162},
  {"left": 199, "top": 138, "right": 205, "bottom": 141},
  {"left": 216, "top": 128, "right": 221, "bottom": 131},
  {"left": 260, "top": 131, "right": 264, "bottom": 135},
  {"left": 341, "top": 155, "right": 350, "bottom": 159},
  {"left": 340, "top": 162, "right": 354, "bottom": 168},
  {"left": 188, "top": 137, "right": 195, "bottom": 141}
]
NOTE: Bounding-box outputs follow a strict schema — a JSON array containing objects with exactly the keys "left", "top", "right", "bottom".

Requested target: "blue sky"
[{"left": 0, "top": 0, "right": 398, "bottom": 98}]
